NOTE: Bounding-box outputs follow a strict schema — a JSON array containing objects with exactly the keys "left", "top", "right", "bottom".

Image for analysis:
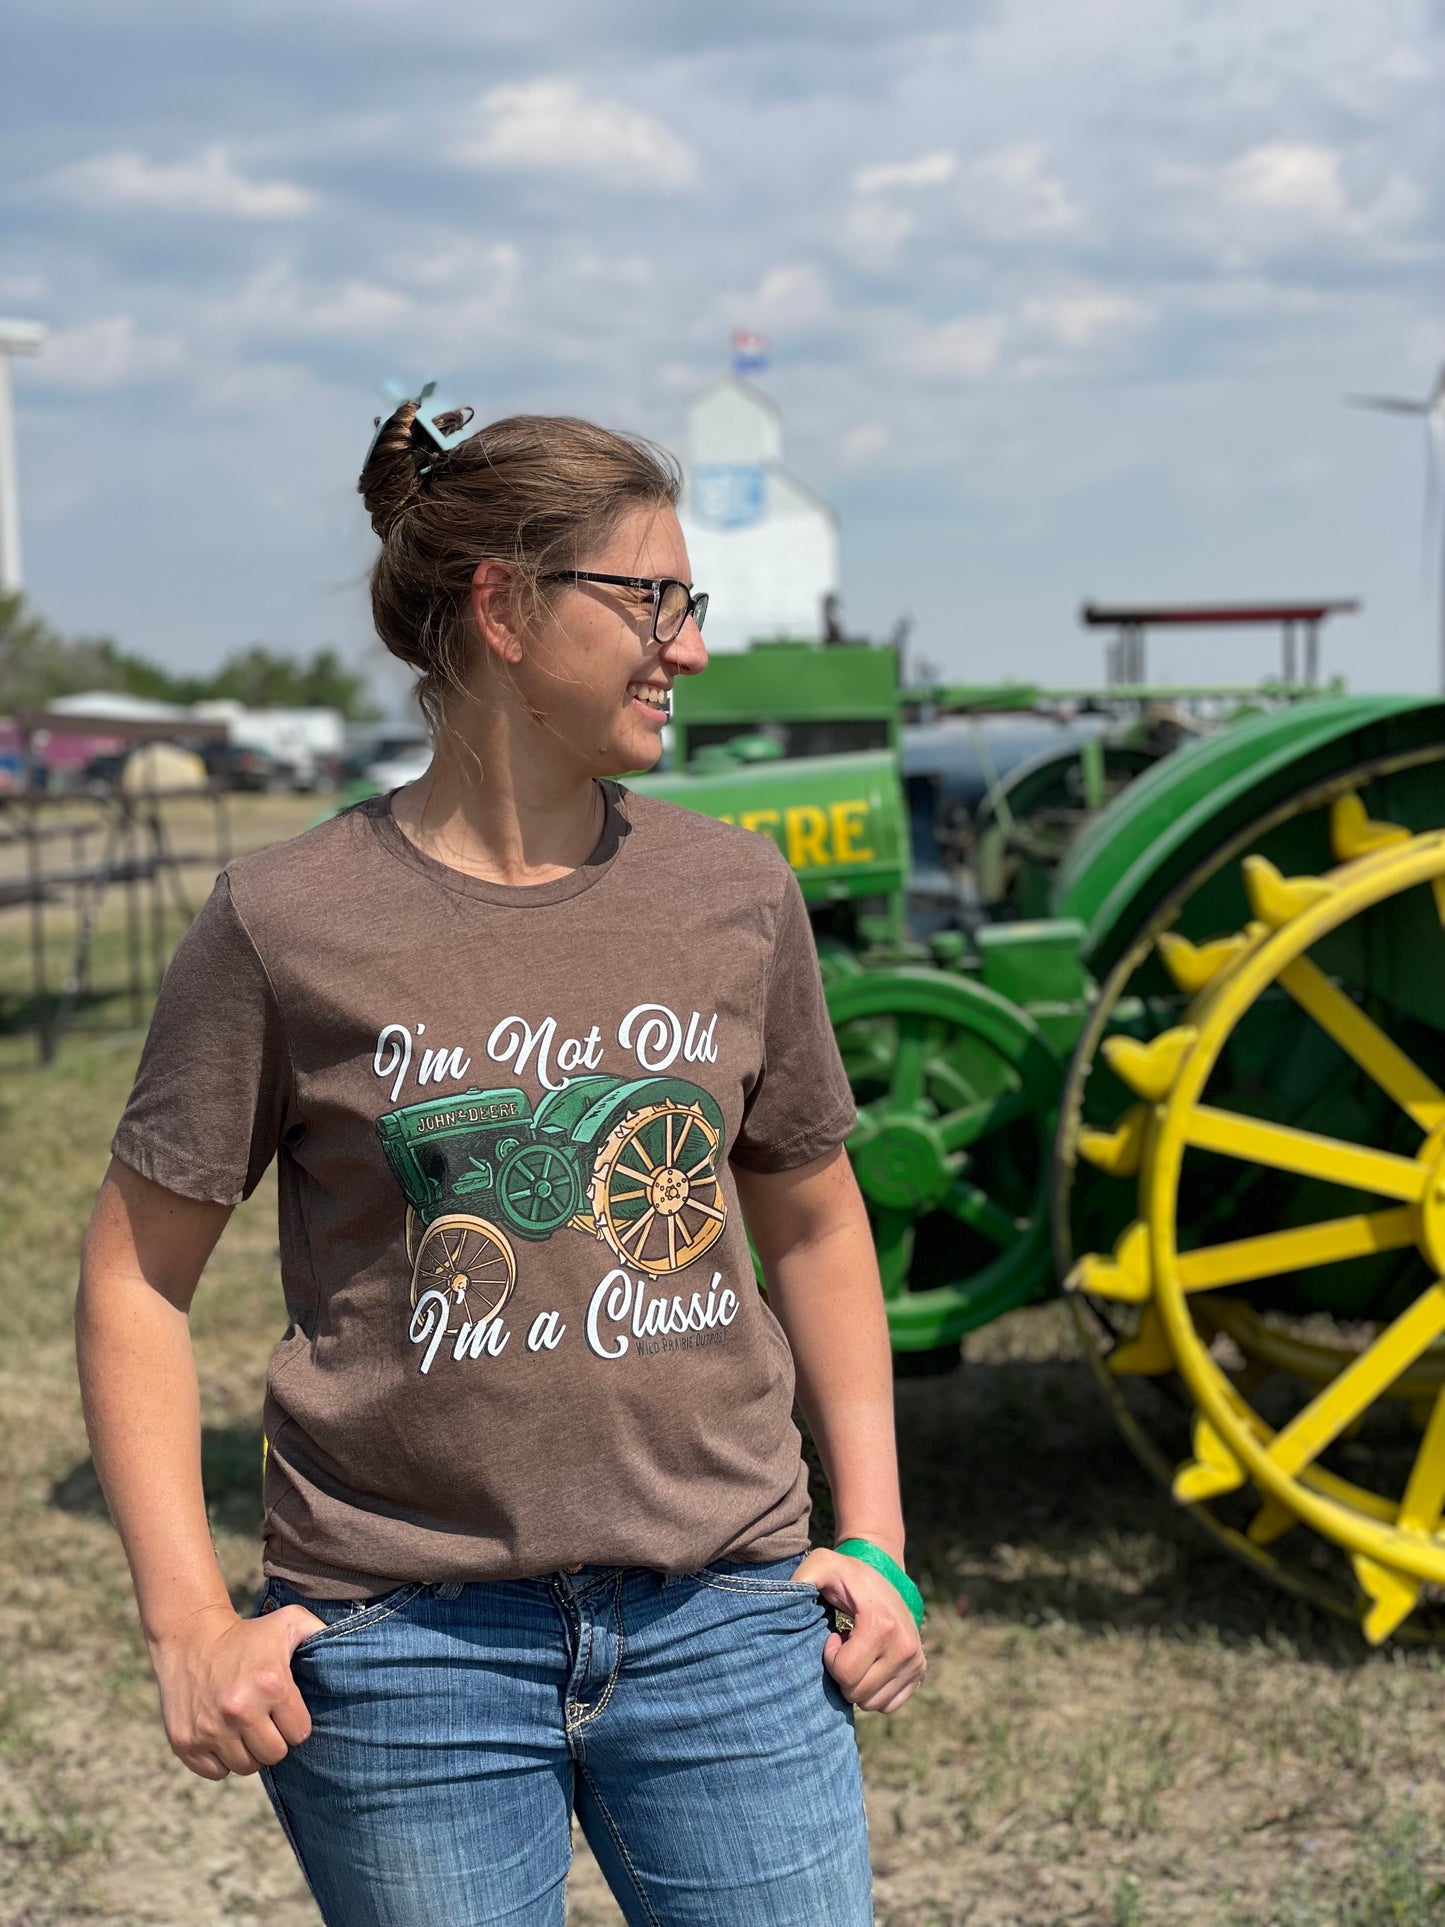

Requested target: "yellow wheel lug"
[
  {"left": 1078, "top": 1103, "right": 1149, "bottom": 1178},
  {"left": 1156, "top": 930, "right": 1250, "bottom": 995},
  {"left": 1108, "top": 1303, "right": 1174, "bottom": 1377},
  {"left": 1353, "top": 1553, "right": 1421, "bottom": 1646},
  {"left": 1068, "top": 1219, "right": 1151, "bottom": 1303},
  {"left": 1102, "top": 1026, "right": 1197, "bottom": 1102},
  {"left": 1330, "top": 791, "right": 1410, "bottom": 863},
  {"left": 1246, "top": 1496, "right": 1299, "bottom": 1546},
  {"left": 1173, "top": 1416, "right": 1246, "bottom": 1504},
  {"left": 1241, "top": 854, "right": 1335, "bottom": 928}
]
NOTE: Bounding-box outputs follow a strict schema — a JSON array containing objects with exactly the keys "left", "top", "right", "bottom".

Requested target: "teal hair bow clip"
[{"left": 365, "top": 378, "right": 477, "bottom": 469}]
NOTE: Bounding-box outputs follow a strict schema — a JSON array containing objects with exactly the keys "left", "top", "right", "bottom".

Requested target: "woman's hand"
[
  {"left": 792, "top": 1547, "right": 927, "bottom": 1715},
  {"left": 149, "top": 1600, "right": 326, "bottom": 1780}
]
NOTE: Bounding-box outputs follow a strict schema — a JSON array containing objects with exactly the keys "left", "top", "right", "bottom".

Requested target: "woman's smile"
[{"left": 627, "top": 680, "right": 673, "bottom": 724}]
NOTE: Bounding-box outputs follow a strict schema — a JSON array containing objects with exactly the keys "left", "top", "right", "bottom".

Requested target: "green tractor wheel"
[
  {"left": 498, "top": 1141, "right": 581, "bottom": 1236},
  {"left": 828, "top": 968, "right": 1060, "bottom": 1367},
  {"left": 587, "top": 1099, "right": 728, "bottom": 1276}
]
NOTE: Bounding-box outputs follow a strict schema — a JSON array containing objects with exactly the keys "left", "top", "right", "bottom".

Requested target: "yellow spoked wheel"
[
  {"left": 588, "top": 1101, "right": 727, "bottom": 1275},
  {"left": 1195, "top": 1296, "right": 1445, "bottom": 1411},
  {"left": 411, "top": 1213, "right": 517, "bottom": 1331},
  {"left": 1070, "top": 796, "right": 1445, "bottom": 1641}
]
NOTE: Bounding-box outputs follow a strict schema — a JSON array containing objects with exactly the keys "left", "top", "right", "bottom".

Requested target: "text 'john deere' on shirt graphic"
[{"left": 370, "top": 1004, "right": 741, "bottom": 1375}]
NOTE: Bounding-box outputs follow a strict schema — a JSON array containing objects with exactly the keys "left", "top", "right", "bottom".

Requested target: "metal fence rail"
[{"left": 0, "top": 785, "right": 231, "bottom": 1063}]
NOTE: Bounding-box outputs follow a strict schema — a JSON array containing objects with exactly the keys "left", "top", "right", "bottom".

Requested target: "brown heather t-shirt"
[{"left": 111, "top": 783, "right": 857, "bottom": 1599}]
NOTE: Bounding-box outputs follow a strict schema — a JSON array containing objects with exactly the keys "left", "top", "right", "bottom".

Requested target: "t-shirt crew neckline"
[{"left": 360, "top": 779, "right": 632, "bottom": 907}]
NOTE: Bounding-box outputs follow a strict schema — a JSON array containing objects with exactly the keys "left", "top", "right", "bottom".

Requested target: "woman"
[{"left": 75, "top": 395, "right": 926, "bottom": 1927}]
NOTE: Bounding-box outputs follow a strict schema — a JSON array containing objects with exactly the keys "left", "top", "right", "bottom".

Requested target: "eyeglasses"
[{"left": 542, "top": 572, "right": 708, "bottom": 645}]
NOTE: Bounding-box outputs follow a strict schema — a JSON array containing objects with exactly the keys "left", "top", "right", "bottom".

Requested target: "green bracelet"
[{"left": 833, "top": 1538, "right": 926, "bottom": 1628}]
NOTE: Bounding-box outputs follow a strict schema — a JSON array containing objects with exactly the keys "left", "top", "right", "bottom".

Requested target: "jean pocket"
[
  {"left": 693, "top": 1555, "right": 820, "bottom": 1595},
  {"left": 263, "top": 1577, "right": 426, "bottom": 1652}
]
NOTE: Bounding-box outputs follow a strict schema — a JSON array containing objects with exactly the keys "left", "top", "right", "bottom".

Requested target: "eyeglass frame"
[{"left": 541, "top": 571, "right": 708, "bottom": 645}]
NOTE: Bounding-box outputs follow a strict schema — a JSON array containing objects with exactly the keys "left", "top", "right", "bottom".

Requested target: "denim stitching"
[
  {"left": 569, "top": 1568, "right": 625, "bottom": 1601},
  {"left": 568, "top": 1574, "right": 625, "bottom": 1733},
  {"left": 693, "top": 1575, "right": 819, "bottom": 1595},
  {"left": 288, "top": 1581, "right": 426, "bottom": 1653},
  {"left": 547, "top": 1582, "right": 581, "bottom": 1716},
  {"left": 563, "top": 1595, "right": 594, "bottom": 1734},
  {"left": 579, "top": 1760, "right": 662, "bottom": 1927}
]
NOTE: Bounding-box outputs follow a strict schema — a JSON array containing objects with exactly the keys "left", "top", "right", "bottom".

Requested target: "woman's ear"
[{"left": 470, "top": 560, "right": 525, "bottom": 666}]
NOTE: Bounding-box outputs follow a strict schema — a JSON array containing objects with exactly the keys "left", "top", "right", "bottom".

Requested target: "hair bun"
[
  {"left": 431, "top": 404, "right": 474, "bottom": 439},
  {"left": 357, "top": 399, "right": 425, "bottom": 539}
]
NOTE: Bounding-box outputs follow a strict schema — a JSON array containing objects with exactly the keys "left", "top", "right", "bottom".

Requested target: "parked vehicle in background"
[
  {"left": 79, "top": 751, "right": 130, "bottom": 794},
  {"left": 190, "top": 699, "right": 345, "bottom": 791},
  {"left": 200, "top": 741, "right": 298, "bottom": 793},
  {"left": 363, "top": 743, "right": 432, "bottom": 791}
]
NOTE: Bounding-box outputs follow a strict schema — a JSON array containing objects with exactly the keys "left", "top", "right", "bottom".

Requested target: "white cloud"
[
  {"left": 399, "top": 238, "right": 523, "bottom": 296},
  {"left": 52, "top": 144, "right": 314, "bottom": 219},
  {"left": 905, "top": 284, "right": 1150, "bottom": 387},
  {"left": 915, "top": 313, "right": 1006, "bottom": 379},
  {"left": 1376, "top": 45, "right": 1434, "bottom": 85},
  {"left": 35, "top": 315, "right": 185, "bottom": 390},
  {"left": 455, "top": 79, "right": 698, "bottom": 191},
  {"left": 957, "top": 144, "right": 1082, "bottom": 240},
  {"left": 840, "top": 421, "right": 891, "bottom": 463},
  {"left": 843, "top": 142, "right": 1079, "bottom": 268},
  {"left": 216, "top": 264, "right": 413, "bottom": 342},
  {"left": 840, "top": 197, "right": 920, "bottom": 271},
  {"left": 854, "top": 150, "right": 957, "bottom": 194},
  {"left": 1020, "top": 291, "right": 1150, "bottom": 349},
  {"left": 1187, "top": 278, "right": 1327, "bottom": 318},
  {"left": 746, "top": 263, "right": 831, "bottom": 330},
  {"left": 1167, "top": 141, "right": 1425, "bottom": 263},
  {"left": 1224, "top": 142, "right": 1350, "bottom": 220}
]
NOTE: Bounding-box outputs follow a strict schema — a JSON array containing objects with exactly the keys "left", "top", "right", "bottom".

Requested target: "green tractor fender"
[{"left": 1054, "top": 695, "right": 1445, "bottom": 974}]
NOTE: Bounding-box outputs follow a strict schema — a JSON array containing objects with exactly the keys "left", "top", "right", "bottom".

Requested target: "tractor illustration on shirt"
[{"left": 375, "top": 1074, "right": 729, "bottom": 1326}]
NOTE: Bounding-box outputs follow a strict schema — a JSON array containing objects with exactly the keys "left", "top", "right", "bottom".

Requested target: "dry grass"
[{"left": 3, "top": 798, "right": 1445, "bottom": 1924}]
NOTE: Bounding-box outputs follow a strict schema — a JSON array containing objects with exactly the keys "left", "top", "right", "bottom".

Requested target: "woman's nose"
[{"left": 662, "top": 618, "right": 708, "bottom": 676}]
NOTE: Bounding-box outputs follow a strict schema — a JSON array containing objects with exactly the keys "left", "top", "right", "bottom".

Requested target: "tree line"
[{"left": 0, "top": 590, "right": 378, "bottom": 721}]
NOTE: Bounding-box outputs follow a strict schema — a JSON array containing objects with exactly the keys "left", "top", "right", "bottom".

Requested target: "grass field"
[{"left": 2, "top": 797, "right": 1444, "bottom": 1925}]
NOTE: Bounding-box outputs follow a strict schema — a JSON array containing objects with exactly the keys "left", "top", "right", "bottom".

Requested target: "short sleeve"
[
  {"left": 730, "top": 858, "right": 857, "bottom": 1172},
  {"left": 110, "top": 871, "right": 294, "bottom": 1206}
]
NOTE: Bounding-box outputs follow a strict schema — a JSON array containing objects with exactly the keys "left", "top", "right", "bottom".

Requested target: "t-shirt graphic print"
[
  {"left": 110, "top": 784, "right": 857, "bottom": 1598},
  {"left": 380, "top": 1067, "right": 732, "bottom": 1372}
]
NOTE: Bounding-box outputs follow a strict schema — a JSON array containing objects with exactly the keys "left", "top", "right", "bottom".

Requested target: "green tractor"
[
  {"left": 376, "top": 1074, "right": 730, "bottom": 1328},
  {"left": 630, "top": 641, "right": 1445, "bottom": 1642}
]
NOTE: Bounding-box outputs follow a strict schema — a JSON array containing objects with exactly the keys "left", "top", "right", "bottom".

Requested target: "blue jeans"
[{"left": 255, "top": 1553, "right": 874, "bottom": 1926}]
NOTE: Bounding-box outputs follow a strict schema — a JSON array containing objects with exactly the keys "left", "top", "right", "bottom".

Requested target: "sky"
[{"left": 2, "top": 0, "right": 1442, "bottom": 707}]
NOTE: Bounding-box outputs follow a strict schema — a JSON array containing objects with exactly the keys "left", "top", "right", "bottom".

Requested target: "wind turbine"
[{"left": 1347, "top": 362, "right": 1445, "bottom": 693}]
